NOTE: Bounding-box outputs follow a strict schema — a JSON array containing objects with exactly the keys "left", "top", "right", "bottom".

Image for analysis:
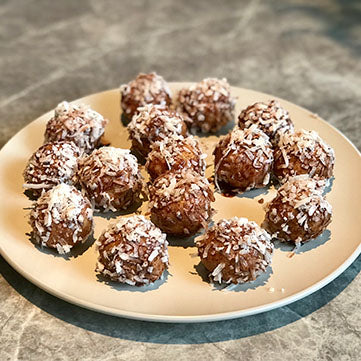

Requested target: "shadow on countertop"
[{"left": 1, "top": 253, "right": 360, "bottom": 344}]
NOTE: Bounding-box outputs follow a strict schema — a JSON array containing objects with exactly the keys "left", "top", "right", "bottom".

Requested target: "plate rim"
[
  {"left": 2, "top": 242, "right": 361, "bottom": 323},
  {"left": 1, "top": 85, "right": 361, "bottom": 323}
]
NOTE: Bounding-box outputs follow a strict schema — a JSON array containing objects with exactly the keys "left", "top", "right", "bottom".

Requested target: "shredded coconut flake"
[
  {"left": 29, "top": 183, "right": 93, "bottom": 252},
  {"left": 96, "top": 216, "right": 169, "bottom": 285},
  {"left": 238, "top": 100, "right": 293, "bottom": 144},
  {"left": 45, "top": 101, "right": 108, "bottom": 153},
  {"left": 197, "top": 217, "right": 273, "bottom": 284}
]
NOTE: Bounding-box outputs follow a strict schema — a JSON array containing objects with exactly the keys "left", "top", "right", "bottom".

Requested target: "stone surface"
[{"left": 0, "top": 0, "right": 360, "bottom": 360}]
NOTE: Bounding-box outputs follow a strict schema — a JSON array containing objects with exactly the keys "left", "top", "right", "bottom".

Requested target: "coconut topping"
[
  {"left": 275, "top": 129, "right": 335, "bottom": 181},
  {"left": 30, "top": 183, "right": 93, "bottom": 254},
  {"left": 197, "top": 217, "right": 273, "bottom": 284},
  {"left": 23, "top": 141, "right": 80, "bottom": 194},
  {"left": 96, "top": 215, "right": 169, "bottom": 285},
  {"left": 149, "top": 169, "right": 213, "bottom": 210},
  {"left": 238, "top": 100, "right": 294, "bottom": 144},
  {"left": 78, "top": 147, "right": 142, "bottom": 211},
  {"left": 120, "top": 72, "right": 172, "bottom": 116},
  {"left": 177, "top": 78, "right": 236, "bottom": 133},
  {"left": 146, "top": 134, "right": 207, "bottom": 178},
  {"left": 44, "top": 101, "right": 108, "bottom": 153},
  {"left": 80, "top": 147, "right": 139, "bottom": 177},
  {"left": 148, "top": 168, "right": 215, "bottom": 236},
  {"left": 128, "top": 104, "right": 186, "bottom": 147},
  {"left": 263, "top": 175, "right": 332, "bottom": 244},
  {"left": 271, "top": 175, "right": 331, "bottom": 212},
  {"left": 214, "top": 126, "right": 273, "bottom": 191}
]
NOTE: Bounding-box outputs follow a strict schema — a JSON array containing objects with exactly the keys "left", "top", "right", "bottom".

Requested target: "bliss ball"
[
  {"left": 23, "top": 141, "right": 80, "bottom": 198},
  {"left": 145, "top": 135, "right": 207, "bottom": 182},
  {"left": 78, "top": 147, "right": 143, "bottom": 212},
  {"left": 273, "top": 129, "right": 335, "bottom": 182},
  {"left": 120, "top": 72, "right": 172, "bottom": 119},
  {"left": 238, "top": 100, "right": 294, "bottom": 145},
  {"left": 263, "top": 175, "right": 332, "bottom": 245},
  {"left": 214, "top": 126, "right": 273, "bottom": 192},
  {"left": 176, "top": 78, "right": 236, "bottom": 133},
  {"left": 196, "top": 217, "right": 273, "bottom": 284},
  {"left": 29, "top": 183, "right": 93, "bottom": 254},
  {"left": 44, "top": 101, "right": 108, "bottom": 154},
  {"left": 127, "top": 104, "right": 188, "bottom": 158},
  {"left": 96, "top": 215, "right": 169, "bottom": 286},
  {"left": 148, "top": 169, "right": 215, "bottom": 236}
]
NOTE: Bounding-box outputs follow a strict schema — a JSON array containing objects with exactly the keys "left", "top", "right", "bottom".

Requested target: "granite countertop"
[{"left": 1, "top": 0, "right": 360, "bottom": 360}]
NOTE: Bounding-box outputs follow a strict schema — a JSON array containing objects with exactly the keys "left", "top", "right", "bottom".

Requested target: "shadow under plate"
[{"left": 1, "top": 252, "right": 359, "bottom": 344}]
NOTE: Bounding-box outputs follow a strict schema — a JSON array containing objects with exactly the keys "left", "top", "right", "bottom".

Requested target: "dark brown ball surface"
[
  {"left": 214, "top": 127, "right": 273, "bottom": 192},
  {"left": 273, "top": 129, "right": 335, "bottom": 182},
  {"left": 78, "top": 147, "right": 142, "bottom": 211},
  {"left": 23, "top": 141, "right": 80, "bottom": 198},
  {"left": 176, "top": 78, "right": 236, "bottom": 133},
  {"left": 238, "top": 100, "right": 294, "bottom": 146},
  {"left": 29, "top": 183, "right": 93, "bottom": 254},
  {"left": 96, "top": 215, "right": 169, "bottom": 286},
  {"left": 262, "top": 175, "right": 332, "bottom": 244},
  {"left": 127, "top": 104, "right": 188, "bottom": 158},
  {"left": 44, "top": 101, "right": 108, "bottom": 154},
  {"left": 196, "top": 217, "right": 273, "bottom": 284},
  {"left": 120, "top": 72, "right": 172, "bottom": 119},
  {"left": 146, "top": 135, "right": 206, "bottom": 182},
  {"left": 148, "top": 169, "right": 215, "bottom": 236}
]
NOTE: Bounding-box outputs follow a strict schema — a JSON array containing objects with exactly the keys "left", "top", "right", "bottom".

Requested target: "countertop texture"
[{"left": 1, "top": 0, "right": 360, "bottom": 360}]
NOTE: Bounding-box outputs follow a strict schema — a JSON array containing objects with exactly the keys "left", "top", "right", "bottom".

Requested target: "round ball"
[
  {"left": 146, "top": 135, "right": 207, "bottom": 181},
  {"left": 273, "top": 129, "right": 335, "bottom": 182},
  {"left": 120, "top": 72, "right": 172, "bottom": 119},
  {"left": 238, "top": 100, "right": 294, "bottom": 145},
  {"left": 23, "top": 141, "right": 80, "bottom": 197},
  {"left": 44, "top": 101, "right": 108, "bottom": 154},
  {"left": 262, "top": 175, "right": 332, "bottom": 244},
  {"left": 196, "top": 217, "right": 273, "bottom": 284},
  {"left": 78, "top": 147, "right": 143, "bottom": 211},
  {"left": 127, "top": 104, "right": 188, "bottom": 157},
  {"left": 96, "top": 215, "right": 169, "bottom": 286},
  {"left": 29, "top": 183, "right": 93, "bottom": 254},
  {"left": 176, "top": 78, "right": 236, "bottom": 133},
  {"left": 214, "top": 127, "right": 273, "bottom": 192},
  {"left": 149, "top": 169, "right": 215, "bottom": 236}
]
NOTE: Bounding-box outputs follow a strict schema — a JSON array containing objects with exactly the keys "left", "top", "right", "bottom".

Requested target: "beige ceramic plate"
[{"left": 1, "top": 84, "right": 361, "bottom": 323}]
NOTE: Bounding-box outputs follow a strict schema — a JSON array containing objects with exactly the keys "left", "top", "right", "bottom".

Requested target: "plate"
[{"left": 1, "top": 84, "right": 361, "bottom": 323}]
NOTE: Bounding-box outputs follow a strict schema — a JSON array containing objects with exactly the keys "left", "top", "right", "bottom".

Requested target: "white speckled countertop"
[{"left": 0, "top": 0, "right": 360, "bottom": 360}]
